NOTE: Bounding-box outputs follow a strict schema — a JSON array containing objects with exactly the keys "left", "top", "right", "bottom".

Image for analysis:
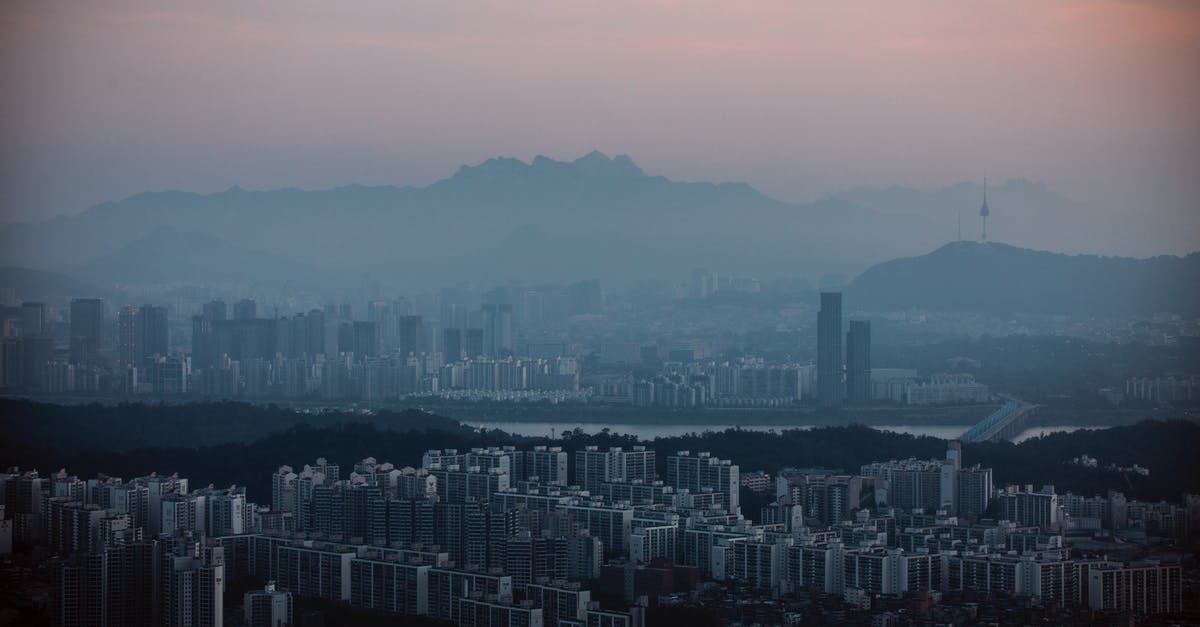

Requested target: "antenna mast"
[{"left": 980, "top": 177, "right": 990, "bottom": 242}]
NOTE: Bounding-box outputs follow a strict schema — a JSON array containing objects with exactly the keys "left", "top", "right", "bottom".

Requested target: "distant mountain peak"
[
  {"left": 575, "top": 149, "right": 611, "bottom": 163},
  {"left": 446, "top": 151, "right": 648, "bottom": 185}
]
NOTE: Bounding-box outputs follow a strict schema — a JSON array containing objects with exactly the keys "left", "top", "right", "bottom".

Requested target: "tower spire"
[{"left": 980, "top": 177, "right": 990, "bottom": 242}]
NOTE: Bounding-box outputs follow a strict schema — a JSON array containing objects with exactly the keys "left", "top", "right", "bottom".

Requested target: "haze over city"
[
  {"left": 1, "top": 3, "right": 1198, "bottom": 627},
  {"left": 2, "top": 1, "right": 1199, "bottom": 257}
]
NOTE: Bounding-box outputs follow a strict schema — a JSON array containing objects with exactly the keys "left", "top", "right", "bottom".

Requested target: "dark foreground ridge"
[{"left": 3, "top": 399, "right": 1196, "bottom": 505}]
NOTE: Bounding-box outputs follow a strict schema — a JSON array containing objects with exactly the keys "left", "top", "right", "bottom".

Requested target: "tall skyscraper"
[
  {"left": 69, "top": 298, "right": 104, "bottom": 365},
  {"left": 191, "top": 313, "right": 215, "bottom": 370},
  {"left": 444, "top": 328, "right": 464, "bottom": 361},
  {"left": 481, "top": 304, "right": 512, "bottom": 358},
  {"left": 138, "top": 304, "right": 169, "bottom": 359},
  {"left": 118, "top": 305, "right": 140, "bottom": 367},
  {"left": 846, "top": 320, "right": 871, "bottom": 404},
  {"left": 816, "top": 292, "right": 843, "bottom": 408},
  {"left": 398, "top": 315, "right": 422, "bottom": 357},
  {"left": 464, "top": 329, "right": 484, "bottom": 359},
  {"left": 305, "top": 308, "right": 326, "bottom": 357}
]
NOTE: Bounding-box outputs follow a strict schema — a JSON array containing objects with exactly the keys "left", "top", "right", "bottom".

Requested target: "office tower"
[
  {"left": 118, "top": 305, "right": 140, "bottom": 367},
  {"left": 69, "top": 298, "right": 104, "bottom": 365},
  {"left": 481, "top": 303, "right": 512, "bottom": 357},
  {"left": 464, "top": 328, "right": 484, "bottom": 359},
  {"left": 234, "top": 299, "right": 257, "bottom": 320},
  {"left": 244, "top": 582, "right": 293, "bottom": 627},
  {"left": 846, "top": 320, "right": 871, "bottom": 404},
  {"left": 138, "top": 304, "right": 169, "bottom": 359},
  {"left": 816, "top": 292, "right": 843, "bottom": 408},
  {"left": 398, "top": 315, "right": 422, "bottom": 356}
]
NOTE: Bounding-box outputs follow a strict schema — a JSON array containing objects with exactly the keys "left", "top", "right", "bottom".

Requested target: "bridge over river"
[{"left": 959, "top": 399, "right": 1040, "bottom": 443}]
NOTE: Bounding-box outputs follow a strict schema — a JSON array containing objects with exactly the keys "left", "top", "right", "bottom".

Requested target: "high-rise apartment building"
[
  {"left": 166, "top": 545, "right": 226, "bottom": 627},
  {"left": 233, "top": 299, "right": 257, "bottom": 321},
  {"left": 244, "top": 581, "right": 293, "bottom": 627},
  {"left": 667, "top": 451, "right": 740, "bottom": 513}
]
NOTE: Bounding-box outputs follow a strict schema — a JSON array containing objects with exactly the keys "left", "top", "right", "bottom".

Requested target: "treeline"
[
  {"left": 2, "top": 400, "right": 1197, "bottom": 505},
  {"left": 0, "top": 398, "right": 468, "bottom": 453}
]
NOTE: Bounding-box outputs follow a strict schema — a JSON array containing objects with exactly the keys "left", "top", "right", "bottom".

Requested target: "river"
[{"left": 461, "top": 421, "right": 1109, "bottom": 443}]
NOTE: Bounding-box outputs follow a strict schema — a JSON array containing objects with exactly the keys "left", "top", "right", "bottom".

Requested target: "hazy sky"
[{"left": 1, "top": 1, "right": 1197, "bottom": 246}]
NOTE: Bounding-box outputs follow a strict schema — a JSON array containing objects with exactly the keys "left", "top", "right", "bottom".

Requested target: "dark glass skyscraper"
[
  {"left": 69, "top": 298, "right": 105, "bottom": 365},
  {"left": 138, "top": 304, "right": 169, "bottom": 360},
  {"left": 481, "top": 303, "right": 513, "bottom": 357},
  {"left": 398, "top": 315, "right": 422, "bottom": 357},
  {"left": 817, "top": 292, "right": 843, "bottom": 408},
  {"left": 444, "top": 328, "right": 464, "bottom": 361},
  {"left": 846, "top": 319, "right": 871, "bottom": 404}
]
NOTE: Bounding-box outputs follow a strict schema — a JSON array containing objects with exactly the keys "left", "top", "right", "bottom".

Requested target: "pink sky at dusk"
[{"left": 1, "top": 1, "right": 1197, "bottom": 252}]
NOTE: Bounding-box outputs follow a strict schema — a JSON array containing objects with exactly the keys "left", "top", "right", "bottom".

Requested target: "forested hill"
[
  {"left": 2, "top": 400, "right": 1196, "bottom": 505},
  {"left": 846, "top": 241, "right": 1200, "bottom": 316}
]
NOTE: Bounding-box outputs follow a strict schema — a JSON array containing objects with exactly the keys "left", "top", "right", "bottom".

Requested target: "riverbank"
[{"left": 418, "top": 401, "right": 1193, "bottom": 430}]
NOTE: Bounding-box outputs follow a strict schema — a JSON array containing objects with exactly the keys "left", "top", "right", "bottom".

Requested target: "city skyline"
[{"left": 1, "top": 2, "right": 1198, "bottom": 625}]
